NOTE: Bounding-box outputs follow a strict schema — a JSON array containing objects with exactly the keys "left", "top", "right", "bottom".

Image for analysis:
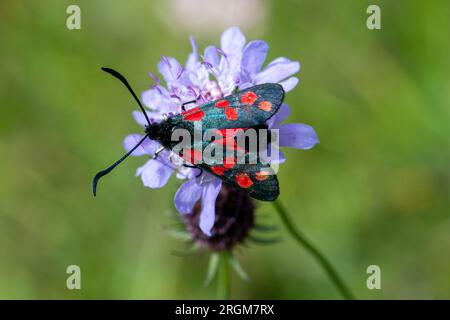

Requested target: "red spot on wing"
[
  {"left": 182, "top": 106, "right": 205, "bottom": 122},
  {"left": 258, "top": 101, "right": 272, "bottom": 111},
  {"left": 255, "top": 170, "right": 270, "bottom": 181},
  {"left": 215, "top": 99, "right": 229, "bottom": 108},
  {"left": 236, "top": 173, "right": 253, "bottom": 188},
  {"left": 183, "top": 110, "right": 205, "bottom": 122},
  {"left": 223, "top": 156, "right": 235, "bottom": 169},
  {"left": 225, "top": 107, "right": 238, "bottom": 120},
  {"left": 181, "top": 106, "right": 199, "bottom": 116},
  {"left": 211, "top": 166, "right": 227, "bottom": 176},
  {"left": 241, "top": 91, "right": 257, "bottom": 105}
]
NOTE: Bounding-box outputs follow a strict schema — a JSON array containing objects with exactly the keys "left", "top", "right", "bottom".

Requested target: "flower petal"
[
  {"left": 132, "top": 110, "right": 164, "bottom": 127},
  {"left": 217, "top": 73, "right": 238, "bottom": 96},
  {"left": 238, "top": 82, "right": 253, "bottom": 90},
  {"left": 279, "top": 76, "right": 299, "bottom": 92},
  {"left": 265, "top": 144, "right": 286, "bottom": 164},
  {"left": 199, "top": 178, "right": 222, "bottom": 236},
  {"left": 220, "top": 27, "right": 246, "bottom": 57},
  {"left": 254, "top": 57, "right": 300, "bottom": 84},
  {"left": 204, "top": 45, "right": 220, "bottom": 69},
  {"left": 138, "top": 157, "right": 174, "bottom": 189},
  {"left": 267, "top": 103, "right": 291, "bottom": 128},
  {"left": 185, "top": 36, "right": 198, "bottom": 71},
  {"left": 220, "top": 27, "right": 246, "bottom": 76},
  {"left": 241, "top": 40, "right": 269, "bottom": 79},
  {"left": 157, "top": 56, "right": 183, "bottom": 85},
  {"left": 176, "top": 166, "right": 199, "bottom": 179},
  {"left": 188, "top": 64, "right": 209, "bottom": 89},
  {"left": 132, "top": 111, "right": 149, "bottom": 127},
  {"left": 174, "top": 178, "right": 203, "bottom": 214},
  {"left": 123, "top": 134, "right": 160, "bottom": 156},
  {"left": 141, "top": 86, "right": 177, "bottom": 112},
  {"left": 278, "top": 124, "right": 319, "bottom": 149}
]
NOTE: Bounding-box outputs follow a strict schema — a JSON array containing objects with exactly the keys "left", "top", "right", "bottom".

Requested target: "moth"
[{"left": 93, "top": 68, "right": 284, "bottom": 201}]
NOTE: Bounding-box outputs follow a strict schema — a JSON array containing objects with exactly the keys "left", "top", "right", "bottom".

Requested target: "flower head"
[
  {"left": 124, "top": 27, "right": 318, "bottom": 236},
  {"left": 183, "top": 184, "right": 255, "bottom": 251}
]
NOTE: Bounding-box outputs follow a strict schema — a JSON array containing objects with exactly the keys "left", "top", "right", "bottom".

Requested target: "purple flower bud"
[
  {"left": 216, "top": 47, "right": 228, "bottom": 59},
  {"left": 176, "top": 65, "right": 185, "bottom": 80},
  {"left": 162, "top": 55, "right": 171, "bottom": 68},
  {"left": 201, "top": 60, "right": 214, "bottom": 70},
  {"left": 151, "top": 84, "right": 163, "bottom": 95},
  {"left": 148, "top": 72, "right": 160, "bottom": 84},
  {"left": 183, "top": 185, "right": 255, "bottom": 251}
]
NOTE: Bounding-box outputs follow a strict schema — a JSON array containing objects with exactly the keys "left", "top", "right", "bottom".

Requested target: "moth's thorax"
[{"left": 145, "top": 120, "right": 175, "bottom": 148}]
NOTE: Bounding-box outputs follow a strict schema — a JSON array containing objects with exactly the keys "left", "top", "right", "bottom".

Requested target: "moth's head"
[{"left": 145, "top": 122, "right": 160, "bottom": 140}]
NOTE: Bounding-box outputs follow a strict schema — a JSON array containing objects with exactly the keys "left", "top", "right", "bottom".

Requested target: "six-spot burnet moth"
[{"left": 92, "top": 68, "right": 283, "bottom": 201}]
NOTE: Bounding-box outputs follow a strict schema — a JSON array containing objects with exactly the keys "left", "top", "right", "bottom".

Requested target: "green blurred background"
[{"left": 0, "top": 0, "right": 449, "bottom": 299}]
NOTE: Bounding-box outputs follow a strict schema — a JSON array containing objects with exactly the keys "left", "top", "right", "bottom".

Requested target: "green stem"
[
  {"left": 217, "top": 250, "right": 231, "bottom": 299},
  {"left": 273, "top": 200, "right": 355, "bottom": 300}
]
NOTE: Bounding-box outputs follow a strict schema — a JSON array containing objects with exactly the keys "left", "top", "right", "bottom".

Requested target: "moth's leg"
[
  {"left": 153, "top": 147, "right": 165, "bottom": 159},
  {"left": 195, "top": 168, "right": 203, "bottom": 178},
  {"left": 182, "top": 164, "right": 203, "bottom": 178},
  {"left": 180, "top": 99, "right": 198, "bottom": 112}
]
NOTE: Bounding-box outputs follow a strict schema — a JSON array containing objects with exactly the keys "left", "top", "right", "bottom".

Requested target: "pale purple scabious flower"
[{"left": 123, "top": 27, "right": 318, "bottom": 236}]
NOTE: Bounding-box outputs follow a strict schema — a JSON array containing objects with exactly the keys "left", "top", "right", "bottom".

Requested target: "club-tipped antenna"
[
  {"left": 92, "top": 134, "right": 149, "bottom": 196},
  {"left": 101, "top": 67, "right": 151, "bottom": 126}
]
